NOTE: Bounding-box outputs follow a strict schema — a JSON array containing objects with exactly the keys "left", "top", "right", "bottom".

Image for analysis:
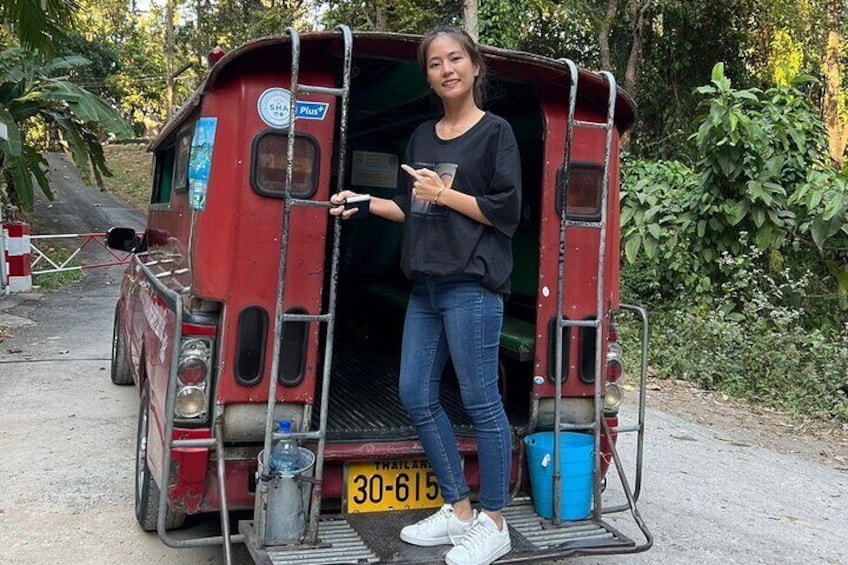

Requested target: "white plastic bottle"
[{"left": 269, "top": 420, "right": 300, "bottom": 476}]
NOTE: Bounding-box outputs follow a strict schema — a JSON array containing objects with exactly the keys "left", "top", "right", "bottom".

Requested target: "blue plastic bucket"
[{"left": 524, "top": 432, "right": 593, "bottom": 520}]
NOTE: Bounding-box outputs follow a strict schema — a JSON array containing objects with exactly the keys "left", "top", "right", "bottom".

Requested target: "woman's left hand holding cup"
[{"left": 401, "top": 165, "right": 445, "bottom": 204}]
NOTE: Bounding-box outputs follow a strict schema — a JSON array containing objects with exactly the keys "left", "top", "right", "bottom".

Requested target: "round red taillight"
[
  {"left": 178, "top": 357, "right": 208, "bottom": 386},
  {"left": 607, "top": 358, "right": 623, "bottom": 382}
]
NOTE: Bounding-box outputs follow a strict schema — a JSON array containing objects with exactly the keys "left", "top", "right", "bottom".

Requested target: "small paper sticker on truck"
[{"left": 188, "top": 117, "right": 217, "bottom": 211}]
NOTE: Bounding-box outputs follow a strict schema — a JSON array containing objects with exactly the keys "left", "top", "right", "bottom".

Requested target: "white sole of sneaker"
[
  {"left": 444, "top": 538, "right": 511, "bottom": 565},
  {"left": 399, "top": 530, "right": 451, "bottom": 547}
]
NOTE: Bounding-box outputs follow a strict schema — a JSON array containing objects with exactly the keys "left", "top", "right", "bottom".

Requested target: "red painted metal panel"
[
  {"left": 202, "top": 460, "right": 256, "bottom": 512},
  {"left": 167, "top": 429, "right": 212, "bottom": 515},
  {"left": 144, "top": 301, "right": 178, "bottom": 483},
  {"left": 533, "top": 93, "right": 622, "bottom": 399},
  {"left": 189, "top": 57, "right": 338, "bottom": 406},
  {"left": 196, "top": 439, "right": 518, "bottom": 512}
]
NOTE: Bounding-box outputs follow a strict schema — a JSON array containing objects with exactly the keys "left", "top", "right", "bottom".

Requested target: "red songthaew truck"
[{"left": 107, "top": 27, "right": 652, "bottom": 564}]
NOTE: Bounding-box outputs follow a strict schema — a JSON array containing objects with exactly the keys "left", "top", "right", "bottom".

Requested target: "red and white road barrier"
[
  {"left": 1, "top": 225, "right": 136, "bottom": 293},
  {"left": 29, "top": 232, "right": 136, "bottom": 274},
  {"left": 3, "top": 221, "right": 32, "bottom": 293}
]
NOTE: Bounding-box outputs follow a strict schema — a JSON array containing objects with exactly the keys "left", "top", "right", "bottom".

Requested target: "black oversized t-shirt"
[{"left": 393, "top": 112, "right": 521, "bottom": 294}]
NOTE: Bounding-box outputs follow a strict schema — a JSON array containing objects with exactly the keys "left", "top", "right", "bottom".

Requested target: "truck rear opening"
[{"left": 321, "top": 48, "right": 540, "bottom": 446}]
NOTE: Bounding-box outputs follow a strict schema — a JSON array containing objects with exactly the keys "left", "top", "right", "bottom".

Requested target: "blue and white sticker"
[
  {"left": 296, "top": 101, "right": 329, "bottom": 121},
  {"left": 258, "top": 87, "right": 329, "bottom": 128},
  {"left": 258, "top": 88, "right": 292, "bottom": 128}
]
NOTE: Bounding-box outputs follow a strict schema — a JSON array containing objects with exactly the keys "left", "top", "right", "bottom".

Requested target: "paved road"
[{"left": 0, "top": 154, "right": 845, "bottom": 564}]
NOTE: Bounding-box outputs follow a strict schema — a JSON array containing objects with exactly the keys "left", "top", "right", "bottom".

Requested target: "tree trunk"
[
  {"left": 623, "top": 0, "right": 648, "bottom": 102},
  {"left": 464, "top": 0, "right": 478, "bottom": 42},
  {"left": 375, "top": 0, "right": 387, "bottom": 31},
  {"left": 823, "top": 0, "right": 847, "bottom": 167},
  {"left": 195, "top": 0, "right": 206, "bottom": 69},
  {"left": 598, "top": 0, "right": 617, "bottom": 71},
  {"left": 165, "top": 0, "right": 175, "bottom": 121}
]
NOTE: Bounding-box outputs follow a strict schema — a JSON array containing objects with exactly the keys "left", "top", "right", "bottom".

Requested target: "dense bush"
[
  {"left": 619, "top": 65, "right": 848, "bottom": 423},
  {"left": 620, "top": 157, "right": 701, "bottom": 298},
  {"left": 621, "top": 64, "right": 848, "bottom": 306},
  {"left": 620, "top": 238, "right": 848, "bottom": 422}
]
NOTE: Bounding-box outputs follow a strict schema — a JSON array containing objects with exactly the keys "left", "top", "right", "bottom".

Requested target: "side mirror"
[{"left": 106, "top": 227, "right": 140, "bottom": 252}]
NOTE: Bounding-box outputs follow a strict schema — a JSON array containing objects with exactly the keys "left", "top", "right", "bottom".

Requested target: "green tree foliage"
[
  {"left": 643, "top": 289, "right": 848, "bottom": 422},
  {"left": 104, "top": 20, "right": 170, "bottom": 134},
  {"left": 745, "top": 0, "right": 829, "bottom": 86},
  {"left": 619, "top": 157, "right": 699, "bottom": 295},
  {"left": 477, "top": 0, "right": 531, "bottom": 49},
  {"left": 183, "top": 0, "right": 312, "bottom": 51},
  {"left": 0, "top": 0, "right": 73, "bottom": 54},
  {"left": 0, "top": 49, "right": 133, "bottom": 210},
  {"left": 622, "top": 0, "right": 756, "bottom": 158},
  {"left": 321, "top": 0, "right": 461, "bottom": 33},
  {"left": 693, "top": 64, "right": 848, "bottom": 257},
  {"left": 64, "top": 1, "right": 168, "bottom": 135},
  {"left": 0, "top": 0, "right": 135, "bottom": 211},
  {"left": 621, "top": 63, "right": 848, "bottom": 312},
  {"left": 515, "top": 1, "right": 598, "bottom": 60}
]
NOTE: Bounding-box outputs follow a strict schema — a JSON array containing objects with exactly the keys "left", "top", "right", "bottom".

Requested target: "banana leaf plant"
[
  {"left": 0, "top": 48, "right": 133, "bottom": 211},
  {"left": 0, "top": 0, "right": 74, "bottom": 56}
]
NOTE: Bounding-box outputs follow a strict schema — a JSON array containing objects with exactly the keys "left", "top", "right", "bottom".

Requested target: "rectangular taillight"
[
  {"left": 174, "top": 324, "right": 216, "bottom": 423},
  {"left": 556, "top": 163, "right": 603, "bottom": 221}
]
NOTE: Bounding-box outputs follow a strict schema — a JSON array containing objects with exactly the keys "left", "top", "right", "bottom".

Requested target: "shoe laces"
[{"left": 457, "top": 519, "right": 495, "bottom": 553}]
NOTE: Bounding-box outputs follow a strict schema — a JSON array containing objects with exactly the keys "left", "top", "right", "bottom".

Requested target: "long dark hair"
[{"left": 417, "top": 26, "right": 487, "bottom": 108}]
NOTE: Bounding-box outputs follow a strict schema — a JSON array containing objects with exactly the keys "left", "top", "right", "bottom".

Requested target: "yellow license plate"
[{"left": 346, "top": 460, "right": 444, "bottom": 513}]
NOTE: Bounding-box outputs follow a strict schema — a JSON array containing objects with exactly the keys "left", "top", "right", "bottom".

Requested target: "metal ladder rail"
[
  {"left": 256, "top": 24, "right": 353, "bottom": 549},
  {"left": 588, "top": 69, "right": 616, "bottom": 523},
  {"left": 551, "top": 60, "right": 617, "bottom": 525},
  {"left": 144, "top": 24, "right": 355, "bottom": 554},
  {"left": 303, "top": 23, "right": 353, "bottom": 546},
  {"left": 550, "top": 57, "right": 578, "bottom": 527},
  {"left": 564, "top": 91, "right": 649, "bottom": 517},
  {"left": 551, "top": 63, "right": 653, "bottom": 552},
  {"left": 547, "top": 68, "right": 649, "bottom": 517},
  {"left": 576, "top": 75, "right": 655, "bottom": 551}
]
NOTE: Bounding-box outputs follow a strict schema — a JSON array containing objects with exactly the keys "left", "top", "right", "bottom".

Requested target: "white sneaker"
[
  {"left": 400, "top": 504, "right": 476, "bottom": 547},
  {"left": 445, "top": 512, "right": 511, "bottom": 565}
]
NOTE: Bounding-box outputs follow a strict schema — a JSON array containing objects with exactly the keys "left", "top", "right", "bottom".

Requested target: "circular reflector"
[{"left": 175, "top": 386, "right": 206, "bottom": 419}]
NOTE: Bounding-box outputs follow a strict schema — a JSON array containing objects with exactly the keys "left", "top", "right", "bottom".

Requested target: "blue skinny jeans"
[{"left": 398, "top": 278, "right": 512, "bottom": 512}]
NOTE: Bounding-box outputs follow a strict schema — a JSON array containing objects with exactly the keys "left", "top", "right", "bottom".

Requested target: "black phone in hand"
[{"left": 344, "top": 194, "right": 371, "bottom": 219}]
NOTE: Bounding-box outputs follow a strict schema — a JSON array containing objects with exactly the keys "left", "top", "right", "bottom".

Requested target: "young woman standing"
[{"left": 330, "top": 26, "right": 521, "bottom": 565}]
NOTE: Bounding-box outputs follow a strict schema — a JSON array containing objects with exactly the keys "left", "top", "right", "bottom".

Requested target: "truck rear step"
[
  {"left": 240, "top": 518, "right": 378, "bottom": 564},
  {"left": 239, "top": 498, "right": 634, "bottom": 564}
]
